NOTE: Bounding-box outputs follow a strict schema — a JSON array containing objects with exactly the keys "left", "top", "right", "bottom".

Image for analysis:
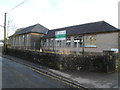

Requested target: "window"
[
  {"left": 42, "top": 39, "right": 47, "bottom": 47},
  {"left": 51, "top": 38, "right": 54, "bottom": 47},
  {"left": 48, "top": 38, "right": 54, "bottom": 47},
  {"left": 66, "top": 36, "right": 71, "bottom": 47},
  {"left": 48, "top": 39, "right": 50, "bottom": 47},
  {"left": 56, "top": 40, "right": 61, "bottom": 47},
  {"left": 22, "top": 35, "right": 25, "bottom": 45},
  {"left": 74, "top": 36, "right": 83, "bottom": 47},
  {"left": 85, "top": 35, "right": 96, "bottom": 47}
]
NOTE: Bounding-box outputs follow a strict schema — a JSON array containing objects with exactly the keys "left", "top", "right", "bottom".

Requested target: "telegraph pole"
[
  {"left": 4, "top": 13, "right": 7, "bottom": 53},
  {"left": 3, "top": 0, "right": 27, "bottom": 53}
]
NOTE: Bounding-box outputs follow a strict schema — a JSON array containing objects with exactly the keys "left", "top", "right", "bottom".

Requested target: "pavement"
[
  {"left": 0, "top": 48, "right": 119, "bottom": 89},
  {"left": 50, "top": 69, "right": 119, "bottom": 88},
  {"left": 0, "top": 53, "right": 2, "bottom": 90}
]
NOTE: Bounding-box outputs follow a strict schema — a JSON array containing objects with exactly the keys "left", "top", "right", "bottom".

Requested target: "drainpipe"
[{"left": 82, "top": 34, "right": 85, "bottom": 55}]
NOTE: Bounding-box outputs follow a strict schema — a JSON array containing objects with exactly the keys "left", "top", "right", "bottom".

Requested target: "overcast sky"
[{"left": 0, "top": 0, "right": 119, "bottom": 40}]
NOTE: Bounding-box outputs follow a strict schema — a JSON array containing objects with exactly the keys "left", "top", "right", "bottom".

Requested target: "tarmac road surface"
[{"left": 1, "top": 56, "right": 70, "bottom": 88}]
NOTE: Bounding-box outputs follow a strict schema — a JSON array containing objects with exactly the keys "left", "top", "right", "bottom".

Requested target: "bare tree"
[{"left": 7, "top": 18, "right": 18, "bottom": 38}]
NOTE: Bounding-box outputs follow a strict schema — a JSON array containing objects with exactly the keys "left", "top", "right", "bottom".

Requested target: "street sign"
[{"left": 55, "top": 30, "right": 66, "bottom": 40}]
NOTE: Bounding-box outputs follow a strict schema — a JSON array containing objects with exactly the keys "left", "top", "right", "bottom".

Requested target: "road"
[
  {"left": 1, "top": 56, "right": 70, "bottom": 88},
  {"left": 0, "top": 47, "right": 2, "bottom": 89}
]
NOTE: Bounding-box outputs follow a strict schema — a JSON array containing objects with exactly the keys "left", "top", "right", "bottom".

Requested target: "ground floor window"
[
  {"left": 66, "top": 36, "right": 71, "bottom": 47},
  {"left": 56, "top": 40, "right": 61, "bottom": 47},
  {"left": 42, "top": 39, "right": 47, "bottom": 47},
  {"left": 48, "top": 38, "right": 54, "bottom": 47},
  {"left": 85, "top": 35, "right": 96, "bottom": 47},
  {"left": 74, "top": 36, "right": 83, "bottom": 47}
]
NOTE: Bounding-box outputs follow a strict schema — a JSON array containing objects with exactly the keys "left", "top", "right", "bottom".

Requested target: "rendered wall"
[
  {"left": 84, "top": 32, "right": 119, "bottom": 53},
  {"left": 41, "top": 32, "right": 119, "bottom": 54}
]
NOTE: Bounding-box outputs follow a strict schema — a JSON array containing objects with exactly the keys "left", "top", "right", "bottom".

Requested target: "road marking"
[
  {"left": 2, "top": 55, "right": 89, "bottom": 89},
  {"left": 28, "top": 67, "right": 86, "bottom": 89}
]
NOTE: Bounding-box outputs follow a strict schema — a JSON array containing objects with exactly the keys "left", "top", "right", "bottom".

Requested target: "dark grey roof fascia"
[{"left": 42, "top": 21, "right": 119, "bottom": 38}]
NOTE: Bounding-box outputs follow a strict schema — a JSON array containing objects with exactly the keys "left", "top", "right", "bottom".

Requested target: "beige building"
[
  {"left": 8, "top": 24, "right": 49, "bottom": 50},
  {"left": 84, "top": 32, "right": 119, "bottom": 53},
  {"left": 8, "top": 21, "right": 120, "bottom": 54},
  {"left": 41, "top": 21, "right": 120, "bottom": 54}
]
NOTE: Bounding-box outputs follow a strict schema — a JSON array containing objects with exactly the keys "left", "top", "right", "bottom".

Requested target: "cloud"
[
  {"left": 10, "top": 0, "right": 119, "bottom": 28},
  {"left": 0, "top": 0, "right": 119, "bottom": 40},
  {"left": 0, "top": 4, "right": 8, "bottom": 40}
]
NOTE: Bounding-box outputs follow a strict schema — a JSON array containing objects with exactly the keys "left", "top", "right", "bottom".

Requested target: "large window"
[
  {"left": 22, "top": 35, "right": 25, "bottom": 46},
  {"left": 85, "top": 35, "right": 96, "bottom": 47},
  {"left": 66, "top": 36, "right": 71, "bottom": 47},
  {"left": 56, "top": 40, "right": 61, "bottom": 47},
  {"left": 74, "top": 36, "right": 83, "bottom": 47},
  {"left": 48, "top": 38, "right": 54, "bottom": 47},
  {"left": 42, "top": 39, "right": 47, "bottom": 47}
]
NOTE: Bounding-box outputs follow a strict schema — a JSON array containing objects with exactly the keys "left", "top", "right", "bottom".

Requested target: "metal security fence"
[{"left": 6, "top": 48, "right": 116, "bottom": 73}]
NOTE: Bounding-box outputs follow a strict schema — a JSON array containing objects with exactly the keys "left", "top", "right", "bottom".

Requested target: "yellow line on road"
[
  {"left": 4, "top": 56, "right": 87, "bottom": 89},
  {"left": 28, "top": 67, "right": 83, "bottom": 89}
]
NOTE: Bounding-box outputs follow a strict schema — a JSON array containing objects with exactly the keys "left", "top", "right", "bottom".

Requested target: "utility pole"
[
  {"left": 4, "top": 13, "right": 7, "bottom": 53},
  {"left": 3, "top": 0, "right": 27, "bottom": 53}
]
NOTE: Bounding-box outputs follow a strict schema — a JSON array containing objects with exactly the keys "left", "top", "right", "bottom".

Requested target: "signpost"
[
  {"left": 55, "top": 30, "right": 66, "bottom": 53},
  {"left": 55, "top": 30, "right": 66, "bottom": 40}
]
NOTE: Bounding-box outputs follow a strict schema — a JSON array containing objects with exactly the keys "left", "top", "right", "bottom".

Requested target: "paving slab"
[{"left": 49, "top": 69, "right": 118, "bottom": 88}]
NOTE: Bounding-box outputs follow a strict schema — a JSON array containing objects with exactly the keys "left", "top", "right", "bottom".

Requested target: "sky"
[{"left": 0, "top": 0, "right": 119, "bottom": 40}]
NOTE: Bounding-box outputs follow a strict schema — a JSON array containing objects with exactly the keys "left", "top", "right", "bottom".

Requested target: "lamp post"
[{"left": 3, "top": 0, "right": 27, "bottom": 53}]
